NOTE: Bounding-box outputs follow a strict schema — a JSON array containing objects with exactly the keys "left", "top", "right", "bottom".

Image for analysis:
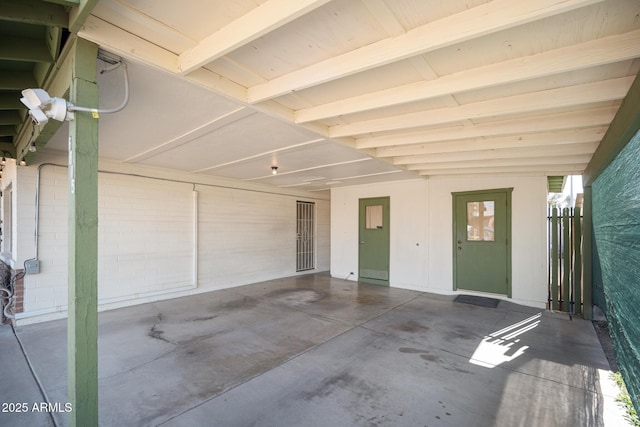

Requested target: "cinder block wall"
[{"left": 9, "top": 159, "right": 330, "bottom": 324}]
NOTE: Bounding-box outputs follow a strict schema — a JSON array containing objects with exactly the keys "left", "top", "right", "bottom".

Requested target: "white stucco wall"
[
  {"left": 331, "top": 176, "right": 548, "bottom": 308},
  {"left": 7, "top": 153, "right": 330, "bottom": 324}
]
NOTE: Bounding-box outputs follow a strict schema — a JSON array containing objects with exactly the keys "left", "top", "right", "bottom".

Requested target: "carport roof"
[{"left": 2, "top": 0, "right": 640, "bottom": 190}]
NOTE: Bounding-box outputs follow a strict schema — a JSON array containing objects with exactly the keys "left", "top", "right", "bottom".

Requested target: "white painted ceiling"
[{"left": 41, "top": 0, "right": 640, "bottom": 190}]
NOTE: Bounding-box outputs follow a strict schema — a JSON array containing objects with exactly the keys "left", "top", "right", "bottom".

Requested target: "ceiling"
[{"left": 2, "top": 0, "right": 640, "bottom": 192}]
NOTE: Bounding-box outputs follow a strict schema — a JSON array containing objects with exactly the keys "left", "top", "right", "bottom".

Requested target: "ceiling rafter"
[
  {"left": 0, "top": 70, "right": 38, "bottom": 90},
  {"left": 0, "top": 0, "right": 68, "bottom": 27},
  {"left": 331, "top": 77, "right": 633, "bottom": 138},
  {"left": 79, "top": 15, "right": 247, "bottom": 101},
  {"left": 295, "top": 29, "right": 640, "bottom": 123},
  {"left": 406, "top": 154, "right": 593, "bottom": 171},
  {"left": 248, "top": 0, "right": 603, "bottom": 103},
  {"left": 375, "top": 127, "right": 606, "bottom": 158},
  {"left": 417, "top": 164, "right": 586, "bottom": 176},
  {"left": 395, "top": 141, "right": 598, "bottom": 165},
  {"left": 356, "top": 106, "right": 617, "bottom": 149},
  {"left": 0, "top": 35, "right": 54, "bottom": 62},
  {"left": 177, "top": 0, "right": 332, "bottom": 76}
]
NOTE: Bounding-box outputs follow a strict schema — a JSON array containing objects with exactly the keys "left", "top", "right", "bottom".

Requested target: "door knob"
[
  {"left": 457, "top": 240, "right": 462, "bottom": 244},
  {"left": 458, "top": 246, "right": 462, "bottom": 250},
  {"left": 360, "top": 241, "right": 364, "bottom": 244}
]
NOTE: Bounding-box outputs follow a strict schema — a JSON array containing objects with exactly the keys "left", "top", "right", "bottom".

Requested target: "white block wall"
[
  {"left": 6, "top": 156, "right": 329, "bottom": 324},
  {"left": 331, "top": 176, "right": 548, "bottom": 308}
]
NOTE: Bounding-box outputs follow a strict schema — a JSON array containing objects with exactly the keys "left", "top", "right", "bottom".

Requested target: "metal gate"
[
  {"left": 548, "top": 207, "right": 583, "bottom": 314},
  {"left": 296, "top": 201, "right": 315, "bottom": 272}
]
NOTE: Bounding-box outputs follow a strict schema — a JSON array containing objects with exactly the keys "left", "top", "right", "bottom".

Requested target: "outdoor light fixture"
[
  {"left": 19, "top": 60, "right": 129, "bottom": 125},
  {"left": 271, "top": 166, "right": 278, "bottom": 175},
  {"left": 20, "top": 88, "right": 72, "bottom": 125}
]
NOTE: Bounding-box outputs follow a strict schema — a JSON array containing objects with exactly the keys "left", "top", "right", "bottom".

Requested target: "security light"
[
  {"left": 20, "top": 89, "right": 71, "bottom": 125},
  {"left": 20, "top": 88, "right": 51, "bottom": 110},
  {"left": 19, "top": 59, "right": 129, "bottom": 125}
]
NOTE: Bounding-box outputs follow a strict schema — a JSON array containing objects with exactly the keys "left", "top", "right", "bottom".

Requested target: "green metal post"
[
  {"left": 551, "top": 208, "right": 559, "bottom": 310},
  {"left": 562, "top": 208, "right": 570, "bottom": 312},
  {"left": 582, "top": 187, "right": 593, "bottom": 320},
  {"left": 67, "top": 38, "right": 99, "bottom": 427},
  {"left": 574, "top": 207, "right": 582, "bottom": 315}
]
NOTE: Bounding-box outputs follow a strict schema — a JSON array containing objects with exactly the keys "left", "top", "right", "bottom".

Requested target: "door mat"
[{"left": 453, "top": 295, "right": 500, "bottom": 308}]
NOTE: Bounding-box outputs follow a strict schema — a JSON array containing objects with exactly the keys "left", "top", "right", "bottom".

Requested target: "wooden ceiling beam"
[
  {"left": 43, "top": 0, "right": 79, "bottom": 6},
  {"left": 79, "top": 15, "right": 247, "bottom": 101},
  {"left": 376, "top": 127, "right": 605, "bottom": 158},
  {"left": 0, "top": 93, "right": 24, "bottom": 110},
  {"left": 394, "top": 141, "right": 598, "bottom": 165},
  {"left": 357, "top": 106, "right": 616, "bottom": 149},
  {"left": 405, "top": 154, "right": 593, "bottom": 170},
  {"left": 417, "top": 164, "right": 586, "bottom": 176},
  {"left": 0, "top": 125, "right": 17, "bottom": 137},
  {"left": 0, "top": 35, "right": 54, "bottom": 62},
  {"left": 331, "top": 77, "right": 633, "bottom": 138},
  {"left": 0, "top": 71, "right": 38, "bottom": 90},
  {"left": 0, "top": 111, "right": 22, "bottom": 126},
  {"left": 248, "top": 0, "right": 602, "bottom": 103},
  {"left": 295, "top": 29, "right": 640, "bottom": 123},
  {"left": 69, "top": 0, "right": 99, "bottom": 33},
  {"left": 0, "top": 0, "right": 68, "bottom": 27},
  {"left": 177, "top": 0, "right": 331, "bottom": 75}
]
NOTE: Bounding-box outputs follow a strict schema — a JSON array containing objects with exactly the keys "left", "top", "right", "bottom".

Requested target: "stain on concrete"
[
  {"left": 219, "top": 296, "right": 259, "bottom": 311},
  {"left": 420, "top": 353, "right": 441, "bottom": 363},
  {"left": 449, "top": 325, "right": 480, "bottom": 341},
  {"left": 398, "top": 347, "right": 428, "bottom": 354},
  {"left": 389, "top": 320, "right": 430, "bottom": 333},
  {"left": 356, "top": 294, "right": 388, "bottom": 306},
  {"left": 399, "top": 347, "right": 443, "bottom": 364},
  {"left": 267, "top": 288, "right": 327, "bottom": 306},
  {"left": 300, "top": 371, "right": 382, "bottom": 405}
]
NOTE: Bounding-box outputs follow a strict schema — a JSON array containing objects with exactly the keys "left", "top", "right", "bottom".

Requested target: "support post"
[
  {"left": 582, "top": 186, "right": 593, "bottom": 320},
  {"left": 67, "top": 38, "right": 99, "bottom": 426},
  {"left": 551, "top": 208, "right": 559, "bottom": 310},
  {"left": 573, "top": 207, "right": 582, "bottom": 315}
]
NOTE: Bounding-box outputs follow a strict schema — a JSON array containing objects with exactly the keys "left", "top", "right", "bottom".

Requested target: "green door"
[
  {"left": 453, "top": 189, "right": 512, "bottom": 296},
  {"left": 359, "top": 197, "right": 390, "bottom": 286}
]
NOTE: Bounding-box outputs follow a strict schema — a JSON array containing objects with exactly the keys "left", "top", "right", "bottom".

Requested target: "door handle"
[
  {"left": 457, "top": 240, "right": 462, "bottom": 244},
  {"left": 360, "top": 241, "right": 364, "bottom": 245}
]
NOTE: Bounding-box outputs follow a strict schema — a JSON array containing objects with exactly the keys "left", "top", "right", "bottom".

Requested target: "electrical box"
[{"left": 25, "top": 259, "right": 40, "bottom": 274}]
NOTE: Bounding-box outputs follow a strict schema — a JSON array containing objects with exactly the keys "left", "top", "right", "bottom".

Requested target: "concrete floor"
[{"left": 0, "top": 273, "right": 624, "bottom": 426}]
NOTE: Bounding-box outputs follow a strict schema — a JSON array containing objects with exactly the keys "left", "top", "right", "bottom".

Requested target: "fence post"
[
  {"left": 551, "top": 208, "right": 559, "bottom": 310},
  {"left": 562, "top": 208, "right": 571, "bottom": 312},
  {"left": 574, "top": 207, "right": 582, "bottom": 315}
]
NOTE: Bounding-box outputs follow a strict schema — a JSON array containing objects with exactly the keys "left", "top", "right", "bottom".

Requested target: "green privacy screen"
[{"left": 592, "top": 129, "right": 640, "bottom": 411}]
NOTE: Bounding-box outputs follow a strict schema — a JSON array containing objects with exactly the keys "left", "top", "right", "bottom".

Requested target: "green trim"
[
  {"left": 0, "top": 70, "right": 37, "bottom": 90},
  {"left": 358, "top": 196, "right": 390, "bottom": 287},
  {"left": 0, "top": 111, "right": 21, "bottom": 126},
  {"left": 69, "top": 0, "right": 100, "bottom": 33},
  {"left": 0, "top": 93, "right": 24, "bottom": 109},
  {"left": 0, "top": 0, "right": 69, "bottom": 27},
  {"left": 584, "top": 71, "right": 640, "bottom": 186},
  {"left": 0, "top": 35, "right": 54, "bottom": 62},
  {"left": 452, "top": 188, "right": 513, "bottom": 298},
  {"left": 547, "top": 176, "right": 566, "bottom": 193},
  {"left": 0, "top": 125, "right": 16, "bottom": 137},
  {"left": 67, "top": 38, "right": 99, "bottom": 427}
]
